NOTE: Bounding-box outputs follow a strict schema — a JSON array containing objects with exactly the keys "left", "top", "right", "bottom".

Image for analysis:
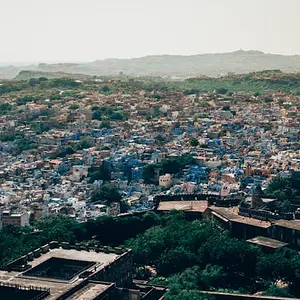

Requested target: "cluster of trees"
[
  {"left": 0, "top": 102, "right": 12, "bottom": 114},
  {"left": 118, "top": 70, "right": 300, "bottom": 95},
  {"left": 1, "top": 77, "right": 83, "bottom": 96},
  {"left": 55, "top": 139, "right": 93, "bottom": 158},
  {"left": 2, "top": 70, "right": 300, "bottom": 99},
  {"left": 28, "top": 77, "right": 48, "bottom": 87},
  {"left": 16, "top": 95, "right": 35, "bottom": 106},
  {"left": 31, "top": 121, "right": 52, "bottom": 134},
  {"left": 0, "top": 83, "right": 25, "bottom": 95},
  {"left": 88, "top": 164, "right": 111, "bottom": 183},
  {"left": 91, "top": 105, "right": 125, "bottom": 121},
  {"left": 142, "top": 155, "right": 195, "bottom": 184},
  {"left": 0, "top": 212, "right": 161, "bottom": 266},
  {"left": 40, "top": 78, "right": 81, "bottom": 89},
  {"left": 91, "top": 184, "right": 129, "bottom": 213},
  {"left": 1, "top": 211, "right": 300, "bottom": 298},
  {"left": 0, "top": 131, "right": 25, "bottom": 142},
  {"left": 90, "top": 183, "right": 121, "bottom": 204},
  {"left": 266, "top": 173, "right": 300, "bottom": 213},
  {"left": 16, "top": 137, "right": 37, "bottom": 152},
  {"left": 69, "top": 103, "right": 80, "bottom": 110},
  {"left": 99, "top": 120, "right": 111, "bottom": 129},
  {"left": 267, "top": 173, "right": 300, "bottom": 198},
  {"left": 0, "top": 77, "right": 84, "bottom": 97},
  {"left": 126, "top": 211, "right": 300, "bottom": 298},
  {"left": 0, "top": 131, "right": 37, "bottom": 153}
]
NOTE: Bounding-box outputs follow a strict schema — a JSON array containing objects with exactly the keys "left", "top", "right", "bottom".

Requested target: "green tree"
[
  {"left": 256, "top": 248, "right": 297, "bottom": 283},
  {"left": 157, "top": 246, "right": 196, "bottom": 276},
  {"left": 276, "top": 199, "right": 293, "bottom": 213},
  {"left": 222, "top": 105, "right": 231, "bottom": 111},
  {"left": 199, "top": 234, "right": 259, "bottom": 278},
  {"left": 17, "top": 137, "right": 37, "bottom": 152},
  {"left": 264, "top": 96, "right": 273, "bottom": 103},
  {"left": 31, "top": 122, "right": 51, "bottom": 134},
  {"left": 134, "top": 266, "right": 152, "bottom": 280},
  {"left": 101, "top": 85, "right": 111, "bottom": 93},
  {"left": 142, "top": 164, "right": 157, "bottom": 184},
  {"left": 156, "top": 135, "right": 165, "bottom": 143},
  {"left": 65, "top": 146, "right": 76, "bottom": 155},
  {"left": 190, "top": 138, "right": 199, "bottom": 147},
  {"left": 161, "top": 159, "right": 182, "bottom": 174},
  {"left": 69, "top": 103, "right": 80, "bottom": 110},
  {"left": 75, "top": 139, "right": 92, "bottom": 150},
  {"left": 266, "top": 175, "right": 296, "bottom": 210},
  {"left": 110, "top": 112, "right": 124, "bottom": 121},
  {"left": 263, "top": 284, "right": 293, "bottom": 298},
  {"left": 199, "top": 265, "right": 226, "bottom": 289},
  {"left": 100, "top": 120, "right": 111, "bottom": 129},
  {"left": 92, "top": 110, "right": 102, "bottom": 120},
  {"left": 0, "top": 132, "right": 24, "bottom": 142},
  {"left": 29, "top": 78, "right": 38, "bottom": 87},
  {"left": 88, "top": 164, "right": 111, "bottom": 183},
  {"left": 16, "top": 95, "right": 34, "bottom": 105},
  {"left": 215, "top": 88, "right": 228, "bottom": 94},
  {"left": 267, "top": 175, "right": 291, "bottom": 193},
  {"left": 100, "top": 146, "right": 110, "bottom": 150},
  {"left": 91, "top": 183, "right": 122, "bottom": 203},
  {"left": 0, "top": 102, "right": 12, "bottom": 114}
]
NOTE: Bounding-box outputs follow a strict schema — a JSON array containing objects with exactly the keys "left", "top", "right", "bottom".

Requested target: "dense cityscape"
[
  {"left": 0, "top": 73, "right": 299, "bottom": 223},
  {"left": 1, "top": 0, "right": 300, "bottom": 298},
  {"left": 0, "top": 71, "right": 299, "bottom": 299}
]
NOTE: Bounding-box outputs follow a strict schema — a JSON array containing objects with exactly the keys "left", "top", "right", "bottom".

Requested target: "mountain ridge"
[{"left": 2, "top": 50, "right": 300, "bottom": 79}]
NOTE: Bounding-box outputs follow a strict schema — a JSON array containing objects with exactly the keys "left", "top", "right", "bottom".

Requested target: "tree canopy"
[{"left": 0, "top": 211, "right": 300, "bottom": 297}]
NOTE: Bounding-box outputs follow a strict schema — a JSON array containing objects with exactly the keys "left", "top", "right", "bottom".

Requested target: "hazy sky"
[{"left": 1, "top": 0, "right": 300, "bottom": 63}]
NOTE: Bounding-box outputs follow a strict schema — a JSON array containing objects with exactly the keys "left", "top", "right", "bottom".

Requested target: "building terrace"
[
  {"left": 0, "top": 242, "right": 132, "bottom": 300},
  {"left": 247, "top": 236, "right": 289, "bottom": 249}
]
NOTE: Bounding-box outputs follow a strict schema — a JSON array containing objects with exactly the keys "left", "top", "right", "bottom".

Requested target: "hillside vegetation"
[{"left": 1, "top": 70, "right": 300, "bottom": 96}]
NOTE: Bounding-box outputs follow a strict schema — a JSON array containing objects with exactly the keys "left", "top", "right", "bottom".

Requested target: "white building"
[{"left": 159, "top": 173, "right": 173, "bottom": 188}]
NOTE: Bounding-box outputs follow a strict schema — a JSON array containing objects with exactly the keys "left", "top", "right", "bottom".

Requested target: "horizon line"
[{"left": 1, "top": 49, "right": 300, "bottom": 66}]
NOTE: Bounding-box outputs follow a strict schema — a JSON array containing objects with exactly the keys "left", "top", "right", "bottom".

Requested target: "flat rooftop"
[
  {"left": 210, "top": 206, "right": 272, "bottom": 228},
  {"left": 247, "top": 236, "right": 289, "bottom": 249},
  {"left": 68, "top": 282, "right": 113, "bottom": 300},
  {"left": 0, "top": 248, "right": 120, "bottom": 300},
  {"left": 157, "top": 201, "right": 208, "bottom": 212},
  {"left": 275, "top": 219, "right": 300, "bottom": 231}
]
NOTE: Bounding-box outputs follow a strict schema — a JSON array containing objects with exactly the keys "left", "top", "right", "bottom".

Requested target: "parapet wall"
[
  {"left": 239, "top": 206, "right": 296, "bottom": 221},
  {"left": 3, "top": 241, "right": 130, "bottom": 273},
  {"left": 154, "top": 193, "right": 221, "bottom": 204},
  {"left": 154, "top": 193, "right": 243, "bottom": 209}
]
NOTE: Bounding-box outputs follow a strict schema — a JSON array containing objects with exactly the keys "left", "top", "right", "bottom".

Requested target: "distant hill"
[
  {"left": 15, "top": 70, "right": 92, "bottom": 80},
  {"left": 2, "top": 50, "right": 300, "bottom": 79},
  {"left": 84, "top": 50, "right": 300, "bottom": 77},
  {"left": 0, "top": 65, "right": 36, "bottom": 79}
]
